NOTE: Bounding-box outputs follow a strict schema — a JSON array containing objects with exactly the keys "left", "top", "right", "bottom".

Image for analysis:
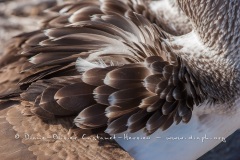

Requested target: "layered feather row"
[{"left": 1, "top": 0, "right": 206, "bottom": 135}]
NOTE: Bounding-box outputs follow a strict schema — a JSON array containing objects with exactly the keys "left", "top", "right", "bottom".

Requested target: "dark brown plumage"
[
  {"left": 0, "top": 0, "right": 205, "bottom": 136},
  {"left": 1, "top": 0, "right": 239, "bottom": 159}
]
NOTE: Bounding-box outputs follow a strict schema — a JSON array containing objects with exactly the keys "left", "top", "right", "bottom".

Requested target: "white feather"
[
  {"left": 76, "top": 58, "right": 107, "bottom": 72},
  {"left": 113, "top": 98, "right": 240, "bottom": 160}
]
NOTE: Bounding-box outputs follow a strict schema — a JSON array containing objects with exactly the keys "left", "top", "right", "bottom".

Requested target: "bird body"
[
  {"left": 115, "top": 99, "right": 240, "bottom": 160},
  {"left": 0, "top": 0, "right": 239, "bottom": 159}
]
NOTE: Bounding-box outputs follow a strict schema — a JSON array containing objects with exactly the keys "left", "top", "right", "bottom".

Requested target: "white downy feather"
[{"left": 113, "top": 98, "right": 240, "bottom": 160}]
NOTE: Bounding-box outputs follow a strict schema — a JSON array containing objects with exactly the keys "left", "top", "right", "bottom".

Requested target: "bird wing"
[{"left": 0, "top": 0, "right": 206, "bottom": 159}]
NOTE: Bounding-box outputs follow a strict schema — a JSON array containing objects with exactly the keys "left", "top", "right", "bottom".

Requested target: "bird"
[{"left": 0, "top": 0, "right": 239, "bottom": 160}]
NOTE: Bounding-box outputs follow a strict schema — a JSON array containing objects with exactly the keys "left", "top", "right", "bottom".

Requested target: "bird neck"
[
  {"left": 168, "top": 31, "right": 240, "bottom": 104},
  {"left": 177, "top": 0, "right": 240, "bottom": 58}
]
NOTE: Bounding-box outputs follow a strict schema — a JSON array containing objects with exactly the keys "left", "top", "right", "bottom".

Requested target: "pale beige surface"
[{"left": 0, "top": 103, "right": 133, "bottom": 160}]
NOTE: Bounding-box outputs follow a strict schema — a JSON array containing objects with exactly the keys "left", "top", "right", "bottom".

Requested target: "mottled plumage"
[{"left": 0, "top": 0, "right": 239, "bottom": 160}]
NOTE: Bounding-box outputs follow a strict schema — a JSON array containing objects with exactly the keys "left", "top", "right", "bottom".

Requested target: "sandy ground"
[{"left": 0, "top": 0, "right": 239, "bottom": 160}]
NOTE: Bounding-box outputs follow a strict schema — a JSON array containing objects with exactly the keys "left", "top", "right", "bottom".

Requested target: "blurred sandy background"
[{"left": 0, "top": 0, "right": 239, "bottom": 159}]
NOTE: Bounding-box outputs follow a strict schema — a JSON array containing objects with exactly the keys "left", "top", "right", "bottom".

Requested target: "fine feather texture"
[
  {"left": 1, "top": 0, "right": 206, "bottom": 135},
  {"left": 0, "top": 0, "right": 239, "bottom": 160},
  {"left": 0, "top": 0, "right": 205, "bottom": 135}
]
